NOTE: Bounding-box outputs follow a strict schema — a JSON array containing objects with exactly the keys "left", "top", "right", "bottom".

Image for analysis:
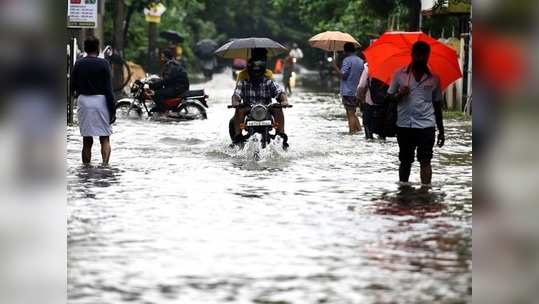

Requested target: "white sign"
[{"left": 67, "top": 0, "right": 98, "bottom": 28}]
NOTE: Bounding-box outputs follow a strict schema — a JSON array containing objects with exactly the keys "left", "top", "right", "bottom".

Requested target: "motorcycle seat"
[{"left": 181, "top": 90, "right": 205, "bottom": 98}]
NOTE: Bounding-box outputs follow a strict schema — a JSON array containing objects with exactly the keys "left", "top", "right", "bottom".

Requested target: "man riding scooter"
[
  {"left": 231, "top": 48, "right": 289, "bottom": 148},
  {"left": 150, "top": 48, "right": 190, "bottom": 113}
]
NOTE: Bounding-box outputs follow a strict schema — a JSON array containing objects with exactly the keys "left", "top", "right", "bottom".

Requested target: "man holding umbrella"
[
  {"left": 309, "top": 31, "right": 364, "bottom": 134},
  {"left": 331, "top": 42, "right": 364, "bottom": 134},
  {"left": 231, "top": 48, "right": 289, "bottom": 147},
  {"left": 387, "top": 41, "right": 445, "bottom": 186},
  {"left": 195, "top": 39, "right": 219, "bottom": 80},
  {"left": 363, "top": 31, "right": 462, "bottom": 186},
  {"left": 214, "top": 38, "right": 290, "bottom": 148}
]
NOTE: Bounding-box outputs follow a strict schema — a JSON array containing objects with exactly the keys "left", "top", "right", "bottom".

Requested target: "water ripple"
[{"left": 68, "top": 71, "right": 472, "bottom": 303}]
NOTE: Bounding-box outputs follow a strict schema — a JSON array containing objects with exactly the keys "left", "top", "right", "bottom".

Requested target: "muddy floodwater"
[{"left": 67, "top": 71, "right": 472, "bottom": 303}]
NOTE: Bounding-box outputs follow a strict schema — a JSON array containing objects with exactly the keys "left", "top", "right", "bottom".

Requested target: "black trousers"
[
  {"left": 362, "top": 103, "right": 376, "bottom": 139},
  {"left": 396, "top": 127, "right": 436, "bottom": 165}
]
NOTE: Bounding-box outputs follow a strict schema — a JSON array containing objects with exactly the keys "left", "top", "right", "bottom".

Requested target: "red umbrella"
[{"left": 364, "top": 31, "right": 462, "bottom": 90}]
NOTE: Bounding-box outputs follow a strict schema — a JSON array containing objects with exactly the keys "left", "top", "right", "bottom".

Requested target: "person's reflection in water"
[
  {"left": 76, "top": 165, "right": 120, "bottom": 190},
  {"left": 376, "top": 185, "right": 446, "bottom": 218}
]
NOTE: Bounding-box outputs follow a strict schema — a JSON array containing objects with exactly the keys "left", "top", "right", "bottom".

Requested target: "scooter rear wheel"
[{"left": 176, "top": 102, "right": 207, "bottom": 120}]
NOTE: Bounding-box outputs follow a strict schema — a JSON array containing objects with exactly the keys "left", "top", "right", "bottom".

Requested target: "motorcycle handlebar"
[{"left": 273, "top": 104, "right": 293, "bottom": 109}]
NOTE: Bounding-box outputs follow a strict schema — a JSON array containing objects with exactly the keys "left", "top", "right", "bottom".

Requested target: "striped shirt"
[{"left": 233, "top": 77, "right": 283, "bottom": 105}]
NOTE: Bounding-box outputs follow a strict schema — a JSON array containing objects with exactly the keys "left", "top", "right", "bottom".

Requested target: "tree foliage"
[{"left": 103, "top": 0, "right": 467, "bottom": 70}]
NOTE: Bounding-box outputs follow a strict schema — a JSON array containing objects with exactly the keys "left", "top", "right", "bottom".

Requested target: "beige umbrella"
[{"left": 308, "top": 31, "right": 361, "bottom": 52}]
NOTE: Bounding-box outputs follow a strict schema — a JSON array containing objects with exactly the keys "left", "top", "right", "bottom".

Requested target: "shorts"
[
  {"left": 283, "top": 68, "right": 292, "bottom": 81},
  {"left": 396, "top": 127, "right": 436, "bottom": 164},
  {"left": 342, "top": 95, "right": 359, "bottom": 110}
]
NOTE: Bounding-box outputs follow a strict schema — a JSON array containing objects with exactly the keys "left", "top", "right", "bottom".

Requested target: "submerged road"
[{"left": 67, "top": 70, "right": 472, "bottom": 303}]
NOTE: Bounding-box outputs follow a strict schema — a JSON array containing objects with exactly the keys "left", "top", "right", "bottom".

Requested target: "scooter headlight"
[{"left": 251, "top": 105, "right": 268, "bottom": 121}]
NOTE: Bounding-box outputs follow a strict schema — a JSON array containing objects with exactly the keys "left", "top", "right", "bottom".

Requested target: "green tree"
[{"left": 102, "top": 0, "right": 468, "bottom": 71}]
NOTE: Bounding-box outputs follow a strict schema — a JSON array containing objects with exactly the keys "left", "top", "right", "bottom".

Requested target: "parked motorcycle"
[
  {"left": 228, "top": 102, "right": 292, "bottom": 156},
  {"left": 116, "top": 75, "right": 209, "bottom": 120}
]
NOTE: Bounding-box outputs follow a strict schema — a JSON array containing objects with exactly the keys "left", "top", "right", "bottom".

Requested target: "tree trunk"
[
  {"left": 123, "top": 4, "right": 136, "bottom": 49},
  {"left": 408, "top": 0, "right": 422, "bottom": 31},
  {"left": 112, "top": 0, "right": 126, "bottom": 93}
]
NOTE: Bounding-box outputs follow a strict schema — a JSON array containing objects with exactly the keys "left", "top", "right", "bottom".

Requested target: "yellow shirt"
[{"left": 237, "top": 69, "right": 274, "bottom": 82}]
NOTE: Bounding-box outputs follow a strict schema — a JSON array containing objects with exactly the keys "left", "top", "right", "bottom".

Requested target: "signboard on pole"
[
  {"left": 144, "top": 3, "right": 166, "bottom": 23},
  {"left": 67, "top": 0, "right": 98, "bottom": 28}
]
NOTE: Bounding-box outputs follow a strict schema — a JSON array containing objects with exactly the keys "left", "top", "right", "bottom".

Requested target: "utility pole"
[
  {"left": 409, "top": 0, "right": 422, "bottom": 31},
  {"left": 96, "top": 0, "right": 105, "bottom": 43},
  {"left": 148, "top": 22, "right": 158, "bottom": 73},
  {"left": 144, "top": 1, "right": 166, "bottom": 73},
  {"left": 418, "top": 0, "right": 423, "bottom": 30}
]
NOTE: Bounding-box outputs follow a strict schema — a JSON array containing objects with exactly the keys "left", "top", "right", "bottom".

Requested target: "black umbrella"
[
  {"left": 159, "top": 30, "right": 184, "bottom": 43},
  {"left": 214, "top": 37, "right": 288, "bottom": 59},
  {"left": 195, "top": 39, "right": 218, "bottom": 57}
]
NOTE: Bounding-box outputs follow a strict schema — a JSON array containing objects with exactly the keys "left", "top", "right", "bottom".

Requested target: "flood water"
[{"left": 67, "top": 71, "right": 472, "bottom": 303}]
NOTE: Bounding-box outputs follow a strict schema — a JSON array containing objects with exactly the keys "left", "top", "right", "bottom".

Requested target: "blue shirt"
[
  {"left": 340, "top": 54, "right": 364, "bottom": 97},
  {"left": 388, "top": 67, "right": 443, "bottom": 129}
]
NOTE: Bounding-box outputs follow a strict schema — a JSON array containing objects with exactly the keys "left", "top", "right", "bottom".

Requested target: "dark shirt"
[
  {"left": 156, "top": 59, "right": 190, "bottom": 94},
  {"left": 70, "top": 56, "right": 115, "bottom": 113}
]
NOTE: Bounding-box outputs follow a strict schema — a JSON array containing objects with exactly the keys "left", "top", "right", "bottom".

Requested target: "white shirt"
[
  {"left": 357, "top": 63, "right": 374, "bottom": 105},
  {"left": 387, "top": 67, "right": 443, "bottom": 129}
]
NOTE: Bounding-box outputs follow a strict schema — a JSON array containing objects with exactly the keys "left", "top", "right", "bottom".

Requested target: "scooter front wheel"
[{"left": 116, "top": 100, "right": 142, "bottom": 119}]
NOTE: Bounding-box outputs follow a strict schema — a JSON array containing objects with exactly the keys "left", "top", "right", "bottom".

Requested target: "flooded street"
[{"left": 67, "top": 71, "right": 472, "bottom": 304}]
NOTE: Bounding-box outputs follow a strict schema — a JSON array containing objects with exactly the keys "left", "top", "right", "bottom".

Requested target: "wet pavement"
[{"left": 67, "top": 71, "right": 472, "bottom": 303}]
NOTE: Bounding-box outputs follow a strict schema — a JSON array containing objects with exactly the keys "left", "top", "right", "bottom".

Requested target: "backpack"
[
  {"left": 383, "top": 99, "right": 398, "bottom": 138},
  {"left": 367, "top": 78, "right": 397, "bottom": 137},
  {"left": 368, "top": 77, "right": 389, "bottom": 106}
]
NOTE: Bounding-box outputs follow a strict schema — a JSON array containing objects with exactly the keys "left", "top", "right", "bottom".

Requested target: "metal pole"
[
  {"left": 460, "top": 15, "right": 471, "bottom": 112},
  {"left": 68, "top": 36, "right": 76, "bottom": 125},
  {"left": 467, "top": 8, "right": 472, "bottom": 115}
]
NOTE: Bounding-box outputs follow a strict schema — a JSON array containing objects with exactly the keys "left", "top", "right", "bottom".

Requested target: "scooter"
[{"left": 116, "top": 75, "right": 209, "bottom": 120}]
